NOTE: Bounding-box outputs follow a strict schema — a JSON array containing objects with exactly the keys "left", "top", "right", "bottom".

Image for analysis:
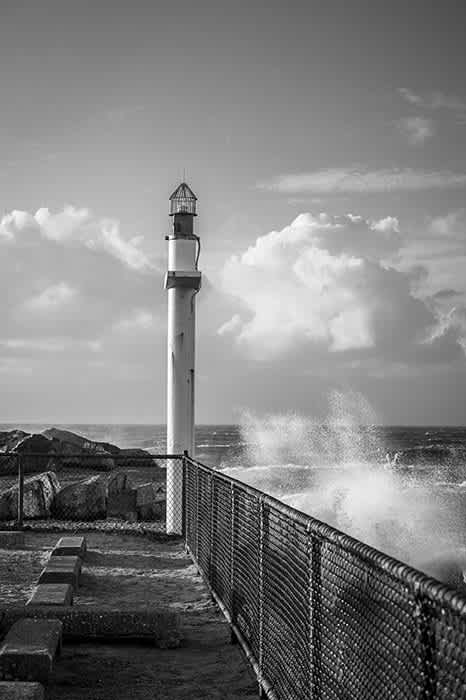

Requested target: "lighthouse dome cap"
[{"left": 169, "top": 182, "right": 198, "bottom": 216}]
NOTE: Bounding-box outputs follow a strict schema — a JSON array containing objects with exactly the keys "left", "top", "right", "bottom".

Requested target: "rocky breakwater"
[
  {"left": 0, "top": 427, "right": 166, "bottom": 523},
  {"left": 0, "top": 471, "right": 60, "bottom": 520}
]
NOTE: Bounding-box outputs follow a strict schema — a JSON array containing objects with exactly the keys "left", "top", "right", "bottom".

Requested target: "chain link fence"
[
  {"left": 183, "top": 455, "right": 466, "bottom": 700},
  {"left": 0, "top": 451, "right": 183, "bottom": 532},
  {"left": 3, "top": 449, "right": 466, "bottom": 697}
]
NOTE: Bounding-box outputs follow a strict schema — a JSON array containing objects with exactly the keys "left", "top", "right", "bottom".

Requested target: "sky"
[{"left": 1, "top": 0, "right": 466, "bottom": 425}]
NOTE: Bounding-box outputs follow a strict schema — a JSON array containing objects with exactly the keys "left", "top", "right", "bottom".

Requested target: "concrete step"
[
  {"left": 38, "top": 556, "right": 81, "bottom": 590},
  {"left": 0, "top": 682, "right": 44, "bottom": 699},
  {"left": 1, "top": 608, "right": 181, "bottom": 648},
  {"left": 0, "top": 619, "right": 62, "bottom": 683},
  {"left": 0, "top": 533, "right": 25, "bottom": 549},
  {"left": 26, "top": 584, "right": 73, "bottom": 608},
  {"left": 51, "top": 536, "right": 86, "bottom": 559}
]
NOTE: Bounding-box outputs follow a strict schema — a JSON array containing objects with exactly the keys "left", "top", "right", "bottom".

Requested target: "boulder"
[
  {"left": 41, "top": 428, "right": 115, "bottom": 471},
  {"left": 0, "top": 430, "right": 30, "bottom": 453},
  {"left": 95, "top": 441, "right": 121, "bottom": 456},
  {"left": 107, "top": 471, "right": 133, "bottom": 495},
  {"left": 0, "top": 494, "right": 11, "bottom": 521},
  {"left": 134, "top": 482, "right": 166, "bottom": 521},
  {"left": 52, "top": 475, "right": 107, "bottom": 521},
  {"left": 13, "top": 435, "right": 57, "bottom": 474},
  {"left": 0, "top": 472, "right": 60, "bottom": 521},
  {"left": 41, "top": 428, "right": 89, "bottom": 449},
  {"left": 107, "top": 491, "right": 138, "bottom": 521},
  {"left": 0, "top": 454, "right": 18, "bottom": 477}
]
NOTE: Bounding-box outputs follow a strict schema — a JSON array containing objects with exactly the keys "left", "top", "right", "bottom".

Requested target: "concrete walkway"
[{"left": 5, "top": 531, "right": 258, "bottom": 700}]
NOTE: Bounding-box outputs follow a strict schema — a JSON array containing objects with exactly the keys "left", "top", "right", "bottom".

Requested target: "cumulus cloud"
[
  {"left": 370, "top": 216, "right": 400, "bottom": 234},
  {"left": 0, "top": 202, "right": 166, "bottom": 388},
  {"left": 258, "top": 168, "right": 466, "bottom": 194},
  {"left": 0, "top": 210, "right": 36, "bottom": 240},
  {"left": 398, "top": 88, "right": 466, "bottom": 112},
  {"left": 0, "top": 205, "right": 155, "bottom": 271},
  {"left": 397, "top": 116, "right": 435, "bottom": 145},
  {"left": 24, "top": 282, "right": 77, "bottom": 311},
  {"left": 218, "top": 212, "right": 465, "bottom": 362}
]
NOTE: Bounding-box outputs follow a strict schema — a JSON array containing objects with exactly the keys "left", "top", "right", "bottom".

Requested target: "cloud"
[
  {"left": 370, "top": 216, "right": 400, "bottom": 234},
  {"left": 1, "top": 206, "right": 155, "bottom": 272},
  {"left": 397, "top": 116, "right": 435, "bottom": 145},
  {"left": 398, "top": 210, "right": 466, "bottom": 296},
  {"left": 0, "top": 337, "right": 104, "bottom": 354},
  {"left": 218, "top": 313, "right": 243, "bottom": 337},
  {"left": 0, "top": 202, "right": 166, "bottom": 385},
  {"left": 113, "top": 309, "right": 155, "bottom": 332},
  {"left": 218, "top": 213, "right": 466, "bottom": 363},
  {"left": 24, "top": 282, "right": 77, "bottom": 311},
  {"left": 258, "top": 168, "right": 466, "bottom": 194},
  {"left": 0, "top": 338, "right": 68, "bottom": 352},
  {"left": 429, "top": 210, "right": 465, "bottom": 237},
  {"left": 398, "top": 88, "right": 466, "bottom": 112}
]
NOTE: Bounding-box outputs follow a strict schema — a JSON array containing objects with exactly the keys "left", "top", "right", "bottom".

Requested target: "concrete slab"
[
  {"left": 0, "top": 682, "right": 44, "bottom": 699},
  {"left": 0, "top": 532, "right": 25, "bottom": 549},
  {"left": 0, "top": 619, "right": 62, "bottom": 683},
  {"left": 38, "top": 556, "right": 81, "bottom": 590},
  {"left": 0, "top": 608, "right": 181, "bottom": 648},
  {"left": 26, "top": 584, "right": 73, "bottom": 607},
  {"left": 51, "top": 536, "right": 86, "bottom": 559}
]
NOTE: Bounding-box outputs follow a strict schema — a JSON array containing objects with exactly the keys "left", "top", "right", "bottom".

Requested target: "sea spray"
[{"left": 226, "top": 391, "right": 463, "bottom": 569}]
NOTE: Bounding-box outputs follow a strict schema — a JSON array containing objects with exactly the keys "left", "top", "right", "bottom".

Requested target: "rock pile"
[{"left": 0, "top": 428, "right": 166, "bottom": 523}]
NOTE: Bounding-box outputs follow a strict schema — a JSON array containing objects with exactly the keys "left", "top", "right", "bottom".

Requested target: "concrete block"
[
  {"left": 0, "top": 533, "right": 25, "bottom": 549},
  {"left": 1, "top": 608, "right": 181, "bottom": 648},
  {"left": 38, "top": 555, "right": 81, "bottom": 590},
  {"left": 26, "top": 584, "right": 73, "bottom": 607},
  {"left": 51, "top": 536, "right": 86, "bottom": 559},
  {"left": 0, "top": 619, "right": 62, "bottom": 683},
  {"left": 0, "top": 682, "right": 44, "bottom": 699}
]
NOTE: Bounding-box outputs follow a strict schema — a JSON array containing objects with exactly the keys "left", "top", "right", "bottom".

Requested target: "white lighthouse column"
[{"left": 165, "top": 183, "right": 201, "bottom": 535}]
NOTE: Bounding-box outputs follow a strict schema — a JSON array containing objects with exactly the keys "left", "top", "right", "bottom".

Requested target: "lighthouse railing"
[{"left": 182, "top": 454, "right": 466, "bottom": 700}]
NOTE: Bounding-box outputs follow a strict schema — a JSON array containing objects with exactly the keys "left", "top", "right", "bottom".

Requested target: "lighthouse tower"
[{"left": 165, "top": 182, "right": 201, "bottom": 534}]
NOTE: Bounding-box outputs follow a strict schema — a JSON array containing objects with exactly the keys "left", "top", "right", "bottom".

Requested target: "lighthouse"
[{"left": 165, "top": 182, "right": 201, "bottom": 534}]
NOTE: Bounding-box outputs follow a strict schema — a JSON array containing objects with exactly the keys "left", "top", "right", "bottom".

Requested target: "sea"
[{"left": 2, "top": 421, "right": 466, "bottom": 565}]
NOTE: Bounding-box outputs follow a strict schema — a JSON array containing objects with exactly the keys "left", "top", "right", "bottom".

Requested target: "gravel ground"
[{"left": 0, "top": 531, "right": 258, "bottom": 699}]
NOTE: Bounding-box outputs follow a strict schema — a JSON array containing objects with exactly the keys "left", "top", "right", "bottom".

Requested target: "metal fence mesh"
[
  {"left": 183, "top": 456, "right": 466, "bottom": 700},
  {"left": 0, "top": 452, "right": 183, "bottom": 531}
]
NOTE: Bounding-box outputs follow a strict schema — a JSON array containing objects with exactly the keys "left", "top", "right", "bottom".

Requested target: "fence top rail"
[
  {"left": 0, "top": 452, "right": 184, "bottom": 460},
  {"left": 183, "top": 455, "right": 466, "bottom": 616}
]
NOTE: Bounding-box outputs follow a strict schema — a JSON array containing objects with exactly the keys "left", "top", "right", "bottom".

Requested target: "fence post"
[
  {"left": 258, "top": 497, "right": 265, "bottom": 697},
  {"left": 415, "top": 595, "right": 436, "bottom": 699},
  {"left": 17, "top": 454, "right": 24, "bottom": 530},
  {"left": 195, "top": 463, "right": 200, "bottom": 565},
  {"left": 208, "top": 473, "right": 214, "bottom": 582},
  {"left": 309, "top": 530, "right": 322, "bottom": 700},
  {"left": 230, "top": 482, "right": 237, "bottom": 645},
  {"left": 182, "top": 451, "right": 188, "bottom": 540}
]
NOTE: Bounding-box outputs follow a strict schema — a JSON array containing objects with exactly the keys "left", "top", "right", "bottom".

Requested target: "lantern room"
[{"left": 169, "top": 182, "right": 197, "bottom": 216}]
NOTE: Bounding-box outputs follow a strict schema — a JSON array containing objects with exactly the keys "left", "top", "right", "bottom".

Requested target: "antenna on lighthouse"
[{"left": 165, "top": 181, "right": 202, "bottom": 535}]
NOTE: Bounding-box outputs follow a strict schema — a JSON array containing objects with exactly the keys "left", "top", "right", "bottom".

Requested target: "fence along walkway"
[
  {"left": 183, "top": 456, "right": 466, "bottom": 700},
  {"left": 2, "top": 450, "right": 466, "bottom": 697}
]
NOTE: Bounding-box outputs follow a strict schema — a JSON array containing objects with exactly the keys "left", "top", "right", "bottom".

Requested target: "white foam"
[{"left": 234, "top": 391, "right": 462, "bottom": 564}]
